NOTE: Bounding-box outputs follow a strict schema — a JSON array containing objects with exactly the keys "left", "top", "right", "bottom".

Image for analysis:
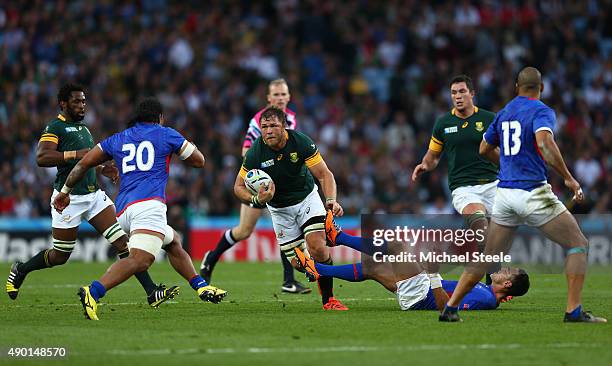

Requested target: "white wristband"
[
  {"left": 428, "top": 273, "right": 443, "bottom": 289},
  {"left": 179, "top": 141, "right": 196, "bottom": 160},
  {"left": 60, "top": 184, "right": 73, "bottom": 194}
]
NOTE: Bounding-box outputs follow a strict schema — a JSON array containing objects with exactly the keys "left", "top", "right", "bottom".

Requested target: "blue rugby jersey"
[
  {"left": 410, "top": 280, "right": 498, "bottom": 310},
  {"left": 99, "top": 122, "right": 186, "bottom": 215},
  {"left": 484, "top": 96, "right": 556, "bottom": 191}
]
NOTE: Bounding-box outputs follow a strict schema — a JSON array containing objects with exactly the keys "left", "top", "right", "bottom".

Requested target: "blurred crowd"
[{"left": 0, "top": 0, "right": 610, "bottom": 221}]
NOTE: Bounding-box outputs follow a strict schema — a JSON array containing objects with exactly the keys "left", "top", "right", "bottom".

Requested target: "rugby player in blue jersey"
[
  {"left": 439, "top": 67, "right": 606, "bottom": 323},
  {"left": 295, "top": 223, "right": 528, "bottom": 311},
  {"left": 53, "top": 98, "right": 227, "bottom": 320}
]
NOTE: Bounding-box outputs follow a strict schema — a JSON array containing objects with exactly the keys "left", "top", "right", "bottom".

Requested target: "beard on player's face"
[{"left": 68, "top": 108, "right": 85, "bottom": 121}]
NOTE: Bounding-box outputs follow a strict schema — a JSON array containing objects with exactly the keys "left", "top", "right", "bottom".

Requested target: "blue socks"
[
  {"left": 336, "top": 232, "right": 386, "bottom": 256},
  {"left": 315, "top": 262, "right": 364, "bottom": 282},
  {"left": 567, "top": 304, "right": 582, "bottom": 319},
  {"left": 189, "top": 275, "right": 208, "bottom": 290},
  {"left": 89, "top": 280, "right": 106, "bottom": 301}
]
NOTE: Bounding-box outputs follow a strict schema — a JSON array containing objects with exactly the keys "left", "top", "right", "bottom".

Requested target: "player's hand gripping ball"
[{"left": 245, "top": 169, "right": 273, "bottom": 195}]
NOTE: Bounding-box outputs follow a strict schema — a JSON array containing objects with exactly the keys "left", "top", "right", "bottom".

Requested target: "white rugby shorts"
[
  {"left": 451, "top": 180, "right": 498, "bottom": 214},
  {"left": 492, "top": 184, "right": 567, "bottom": 227},
  {"left": 396, "top": 272, "right": 431, "bottom": 310},
  {"left": 50, "top": 189, "right": 113, "bottom": 229},
  {"left": 117, "top": 199, "right": 174, "bottom": 255},
  {"left": 267, "top": 187, "right": 327, "bottom": 245}
]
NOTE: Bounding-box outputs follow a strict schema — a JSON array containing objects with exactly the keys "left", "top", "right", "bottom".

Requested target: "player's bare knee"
[
  {"left": 304, "top": 231, "right": 327, "bottom": 261},
  {"left": 306, "top": 242, "right": 328, "bottom": 262},
  {"left": 232, "top": 225, "right": 254, "bottom": 241},
  {"left": 49, "top": 249, "right": 71, "bottom": 265},
  {"left": 289, "top": 257, "right": 302, "bottom": 270},
  {"left": 130, "top": 251, "right": 155, "bottom": 272}
]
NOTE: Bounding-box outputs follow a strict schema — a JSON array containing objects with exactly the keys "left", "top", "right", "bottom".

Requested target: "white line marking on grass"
[
  {"left": 5, "top": 297, "right": 397, "bottom": 308},
  {"left": 103, "top": 343, "right": 602, "bottom": 356}
]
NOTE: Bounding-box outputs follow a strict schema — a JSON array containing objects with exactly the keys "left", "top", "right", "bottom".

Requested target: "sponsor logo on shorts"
[
  {"left": 62, "top": 215, "right": 71, "bottom": 222},
  {"left": 277, "top": 229, "right": 285, "bottom": 239}
]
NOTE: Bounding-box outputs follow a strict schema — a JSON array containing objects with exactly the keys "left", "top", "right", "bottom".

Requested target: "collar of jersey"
[{"left": 57, "top": 113, "right": 81, "bottom": 124}]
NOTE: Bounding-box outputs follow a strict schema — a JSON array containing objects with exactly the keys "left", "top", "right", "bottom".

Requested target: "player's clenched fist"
[{"left": 52, "top": 192, "right": 71, "bottom": 213}]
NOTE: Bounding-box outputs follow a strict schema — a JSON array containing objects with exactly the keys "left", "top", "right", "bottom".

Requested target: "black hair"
[
  {"left": 57, "top": 83, "right": 85, "bottom": 104},
  {"left": 449, "top": 74, "right": 474, "bottom": 92},
  {"left": 132, "top": 97, "right": 163, "bottom": 125},
  {"left": 506, "top": 269, "right": 530, "bottom": 297},
  {"left": 260, "top": 106, "right": 287, "bottom": 125}
]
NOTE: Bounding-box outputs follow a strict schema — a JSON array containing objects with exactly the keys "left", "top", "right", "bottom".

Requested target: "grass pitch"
[{"left": 1, "top": 261, "right": 611, "bottom": 366}]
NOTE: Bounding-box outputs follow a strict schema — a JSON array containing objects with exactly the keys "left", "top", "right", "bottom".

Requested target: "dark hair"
[
  {"left": 260, "top": 106, "right": 287, "bottom": 125},
  {"left": 507, "top": 269, "right": 530, "bottom": 297},
  {"left": 450, "top": 74, "right": 474, "bottom": 92},
  {"left": 133, "top": 97, "right": 163, "bottom": 124},
  {"left": 57, "top": 83, "right": 85, "bottom": 104}
]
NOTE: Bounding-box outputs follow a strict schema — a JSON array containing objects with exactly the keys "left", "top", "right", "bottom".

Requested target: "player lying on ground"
[
  {"left": 295, "top": 214, "right": 529, "bottom": 311},
  {"left": 6, "top": 83, "right": 176, "bottom": 308},
  {"left": 439, "top": 67, "right": 606, "bottom": 323},
  {"left": 53, "top": 98, "right": 227, "bottom": 320},
  {"left": 296, "top": 248, "right": 528, "bottom": 311}
]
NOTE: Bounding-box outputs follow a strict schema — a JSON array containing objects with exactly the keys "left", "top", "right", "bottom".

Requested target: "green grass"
[{"left": 1, "top": 262, "right": 611, "bottom": 366}]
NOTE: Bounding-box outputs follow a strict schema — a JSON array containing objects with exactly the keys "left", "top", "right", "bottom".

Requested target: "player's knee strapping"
[
  {"left": 52, "top": 238, "right": 76, "bottom": 253},
  {"left": 280, "top": 239, "right": 306, "bottom": 260},
  {"left": 302, "top": 216, "right": 325, "bottom": 237},
  {"left": 163, "top": 225, "right": 174, "bottom": 246},
  {"left": 129, "top": 233, "right": 163, "bottom": 256},
  {"left": 465, "top": 210, "right": 488, "bottom": 252},
  {"left": 103, "top": 222, "right": 126, "bottom": 245},
  {"left": 465, "top": 210, "right": 487, "bottom": 229},
  {"left": 567, "top": 246, "right": 588, "bottom": 256}
]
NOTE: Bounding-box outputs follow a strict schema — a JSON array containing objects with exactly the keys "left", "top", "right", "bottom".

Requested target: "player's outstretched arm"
[
  {"left": 36, "top": 140, "right": 90, "bottom": 167},
  {"left": 479, "top": 139, "right": 500, "bottom": 165},
  {"left": 535, "top": 131, "right": 584, "bottom": 202},
  {"left": 412, "top": 149, "right": 441, "bottom": 181},
  {"left": 178, "top": 141, "right": 205, "bottom": 168},
  {"left": 309, "top": 159, "right": 343, "bottom": 216}
]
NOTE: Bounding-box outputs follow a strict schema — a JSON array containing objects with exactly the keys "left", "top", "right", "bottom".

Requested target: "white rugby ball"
[{"left": 245, "top": 169, "right": 273, "bottom": 195}]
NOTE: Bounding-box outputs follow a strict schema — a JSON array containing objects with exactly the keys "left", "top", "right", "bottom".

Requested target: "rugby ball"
[{"left": 245, "top": 169, "right": 273, "bottom": 195}]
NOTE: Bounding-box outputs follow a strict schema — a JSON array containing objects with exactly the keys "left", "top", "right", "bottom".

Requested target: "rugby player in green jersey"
[
  {"left": 5, "top": 84, "right": 177, "bottom": 307},
  {"left": 235, "top": 107, "right": 348, "bottom": 310},
  {"left": 413, "top": 75, "right": 500, "bottom": 283}
]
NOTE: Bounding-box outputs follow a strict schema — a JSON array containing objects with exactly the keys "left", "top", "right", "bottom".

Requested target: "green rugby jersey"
[
  {"left": 429, "top": 107, "right": 498, "bottom": 191},
  {"left": 39, "top": 114, "right": 98, "bottom": 195},
  {"left": 240, "top": 130, "right": 322, "bottom": 208}
]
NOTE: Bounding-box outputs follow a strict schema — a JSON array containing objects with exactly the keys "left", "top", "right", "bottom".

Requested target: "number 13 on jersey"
[{"left": 501, "top": 120, "right": 521, "bottom": 156}]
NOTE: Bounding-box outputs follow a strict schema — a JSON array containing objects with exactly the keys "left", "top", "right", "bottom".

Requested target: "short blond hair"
[{"left": 267, "top": 78, "right": 289, "bottom": 94}]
